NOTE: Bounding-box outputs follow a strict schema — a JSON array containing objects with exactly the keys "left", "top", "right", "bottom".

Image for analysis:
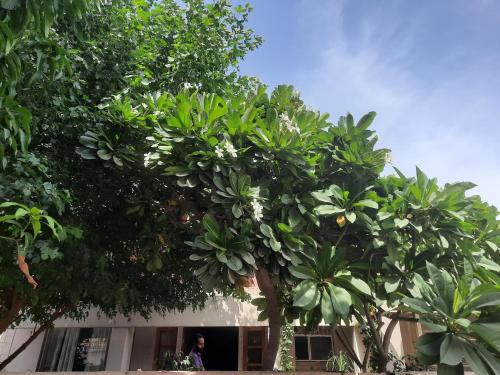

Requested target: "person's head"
[{"left": 193, "top": 333, "right": 205, "bottom": 352}]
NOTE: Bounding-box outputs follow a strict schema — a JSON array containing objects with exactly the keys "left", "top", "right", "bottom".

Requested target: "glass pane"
[
  {"left": 294, "top": 336, "right": 309, "bottom": 360},
  {"left": 310, "top": 336, "right": 332, "bottom": 360},
  {"left": 247, "top": 331, "right": 262, "bottom": 346},
  {"left": 160, "top": 330, "right": 177, "bottom": 347},
  {"left": 247, "top": 348, "right": 262, "bottom": 364}
]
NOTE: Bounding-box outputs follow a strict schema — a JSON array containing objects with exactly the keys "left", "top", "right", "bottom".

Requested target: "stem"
[
  {"left": 363, "top": 301, "right": 387, "bottom": 372},
  {"left": 362, "top": 340, "right": 372, "bottom": 372}
]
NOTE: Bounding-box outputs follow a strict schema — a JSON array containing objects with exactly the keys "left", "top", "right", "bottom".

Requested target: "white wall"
[
  {"left": 1, "top": 328, "right": 45, "bottom": 372},
  {"left": 105, "top": 328, "right": 135, "bottom": 371},
  {"left": 15, "top": 293, "right": 267, "bottom": 330}
]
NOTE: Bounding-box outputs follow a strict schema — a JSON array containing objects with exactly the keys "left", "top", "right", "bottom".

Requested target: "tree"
[
  {"left": 125, "top": 85, "right": 499, "bottom": 372},
  {"left": 1, "top": 0, "right": 262, "bottom": 366}
]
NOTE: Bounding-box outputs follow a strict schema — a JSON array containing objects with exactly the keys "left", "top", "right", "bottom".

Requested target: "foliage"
[
  {"left": 1, "top": 1, "right": 261, "bottom": 367},
  {"left": 126, "top": 84, "right": 500, "bottom": 371},
  {"left": 325, "top": 351, "right": 354, "bottom": 373},
  {"left": 402, "top": 262, "right": 500, "bottom": 375},
  {"left": 279, "top": 320, "right": 295, "bottom": 372},
  {"left": 157, "top": 351, "right": 196, "bottom": 371}
]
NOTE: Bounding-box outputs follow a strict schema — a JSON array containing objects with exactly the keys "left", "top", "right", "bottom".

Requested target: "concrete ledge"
[{"left": 0, "top": 372, "right": 476, "bottom": 375}]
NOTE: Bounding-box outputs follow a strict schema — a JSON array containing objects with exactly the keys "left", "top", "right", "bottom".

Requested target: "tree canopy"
[
  {"left": 1, "top": 0, "right": 261, "bottom": 368},
  {"left": 115, "top": 85, "right": 499, "bottom": 373},
  {"left": 1, "top": 1, "right": 498, "bottom": 374}
]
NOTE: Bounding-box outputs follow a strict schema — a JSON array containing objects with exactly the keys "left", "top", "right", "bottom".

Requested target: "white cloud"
[{"left": 293, "top": 0, "right": 500, "bottom": 207}]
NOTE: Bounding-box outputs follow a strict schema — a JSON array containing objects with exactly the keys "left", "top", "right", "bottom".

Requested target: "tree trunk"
[
  {"left": 0, "top": 308, "right": 67, "bottom": 370},
  {"left": 363, "top": 302, "right": 388, "bottom": 373},
  {"left": 0, "top": 290, "right": 24, "bottom": 336},
  {"left": 254, "top": 268, "right": 280, "bottom": 371}
]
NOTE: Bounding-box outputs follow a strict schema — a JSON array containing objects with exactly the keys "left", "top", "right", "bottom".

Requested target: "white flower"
[
  {"left": 144, "top": 152, "right": 152, "bottom": 167},
  {"left": 384, "top": 152, "right": 393, "bottom": 165},
  {"left": 215, "top": 145, "right": 224, "bottom": 158},
  {"left": 224, "top": 142, "right": 238, "bottom": 158},
  {"left": 183, "top": 82, "right": 193, "bottom": 89},
  {"left": 250, "top": 199, "right": 263, "bottom": 221},
  {"left": 279, "top": 113, "right": 300, "bottom": 134}
]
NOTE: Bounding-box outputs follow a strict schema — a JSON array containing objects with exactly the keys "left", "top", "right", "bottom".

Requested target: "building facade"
[{"left": 0, "top": 289, "right": 419, "bottom": 372}]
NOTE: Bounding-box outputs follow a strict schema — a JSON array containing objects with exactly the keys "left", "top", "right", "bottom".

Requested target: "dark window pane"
[
  {"left": 294, "top": 336, "right": 309, "bottom": 360},
  {"left": 247, "top": 331, "right": 262, "bottom": 346},
  {"left": 247, "top": 348, "right": 262, "bottom": 364},
  {"left": 310, "top": 336, "right": 332, "bottom": 360},
  {"left": 160, "top": 330, "right": 176, "bottom": 347}
]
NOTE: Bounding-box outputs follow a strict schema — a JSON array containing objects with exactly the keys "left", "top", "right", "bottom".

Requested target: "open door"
[
  {"left": 182, "top": 327, "right": 238, "bottom": 371},
  {"left": 243, "top": 327, "right": 268, "bottom": 371}
]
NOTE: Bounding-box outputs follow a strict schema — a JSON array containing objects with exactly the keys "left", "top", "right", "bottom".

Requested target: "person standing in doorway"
[{"left": 189, "top": 333, "right": 205, "bottom": 370}]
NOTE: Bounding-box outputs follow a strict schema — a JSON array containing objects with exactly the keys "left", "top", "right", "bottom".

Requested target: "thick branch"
[
  {"left": 334, "top": 330, "right": 362, "bottom": 368},
  {"left": 364, "top": 301, "right": 388, "bottom": 372},
  {"left": 362, "top": 340, "right": 373, "bottom": 372},
  {"left": 382, "top": 318, "right": 399, "bottom": 353}
]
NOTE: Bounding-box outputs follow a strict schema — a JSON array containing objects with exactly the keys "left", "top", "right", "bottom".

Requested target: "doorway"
[{"left": 183, "top": 327, "right": 239, "bottom": 370}]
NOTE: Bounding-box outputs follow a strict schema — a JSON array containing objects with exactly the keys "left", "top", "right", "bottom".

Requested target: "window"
[
  {"left": 37, "top": 328, "right": 111, "bottom": 372},
  {"left": 243, "top": 327, "right": 267, "bottom": 371},
  {"left": 294, "top": 335, "right": 332, "bottom": 361},
  {"left": 155, "top": 328, "right": 178, "bottom": 363}
]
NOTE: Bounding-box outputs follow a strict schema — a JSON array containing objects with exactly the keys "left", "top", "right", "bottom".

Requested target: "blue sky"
[{"left": 238, "top": 0, "right": 500, "bottom": 207}]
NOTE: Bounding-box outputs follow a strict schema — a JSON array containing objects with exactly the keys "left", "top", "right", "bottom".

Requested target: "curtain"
[
  {"left": 84, "top": 327, "right": 111, "bottom": 371},
  {"left": 38, "top": 328, "right": 79, "bottom": 371},
  {"left": 37, "top": 327, "right": 110, "bottom": 372}
]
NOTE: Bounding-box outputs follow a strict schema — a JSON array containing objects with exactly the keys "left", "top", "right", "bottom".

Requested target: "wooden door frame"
[
  {"left": 242, "top": 326, "right": 268, "bottom": 371},
  {"left": 154, "top": 327, "right": 178, "bottom": 369}
]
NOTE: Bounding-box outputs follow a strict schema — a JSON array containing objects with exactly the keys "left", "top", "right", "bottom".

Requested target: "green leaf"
[
  {"left": 394, "top": 218, "right": 409, "bottom": 228},
  {"left": 321, "top": 289, "right": 335, "bottom": 323},
  {"left": 426, "top": 262, "right": 454, "bottom": 308},
  {"left": 345, "top": 211, "right": 356, "bottom": 223},
  {"left": 202, "top": 214, "right": 220, "bottom": 239},
  {"left": 240, "top": 251, "right": 255, "bottom": 265},
  {"left": 420, "top": 318, "right": 447, "bottom": 333},
  {"left": 469, "top": 323, "right": 500, "bottom": 352},
  {"left": 356, "top": 111, "right": 376, "bottom": 130},
  {"left": 348, "top": 277, "right": 371, "bottom": 295},
  {"left": 270, "top": 237, "right": 281, "bottom": 252},
  {"left": 353, "top": 199, "right": 379, "bottom": 209},
  {"left": 260, "top": 223, "right": 273, "bottom": 238},
  {"left": 440, "top": 334, "right": 464, "bottom": 366},
  {"left": 289, "top": 265, "right": 316, "bottom": 280},
  {"left": 328, "top": 284, "right": 352, "bottom": 317},
  {"left": 231, "top": 203, "right": 242, "bottom": 218},
  {"left": 293, "top": 280, "right": 318, "bottom": 308},
  {"left": 97, "top": 149, "right": 112, "bottom": 160},
  {"left": 416, "top": 332, "right": 445, "bottom": 357},
  {"left": 311, "top": 190, "right": 333, "bottom": 203},
  {"left": 377, "top": 211, "right": 393, "bottom": 221},
  {"left": 384, "top": 276, "right": 401, "bottom": 293},
  {"left": 314, "top": 205, "right": 344, "bottom": 215},
  {"left": 227, "top": 256, "right": 243, "bottom": 271},
  {"left": 402, "top": 297, "right": 430, "bottom": 314},
  {"left": 462, "top": 344, "right": 492, "bottom": 375},
  {"left": 277, "top": 222, "right": 293, "bottom": 233}
]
